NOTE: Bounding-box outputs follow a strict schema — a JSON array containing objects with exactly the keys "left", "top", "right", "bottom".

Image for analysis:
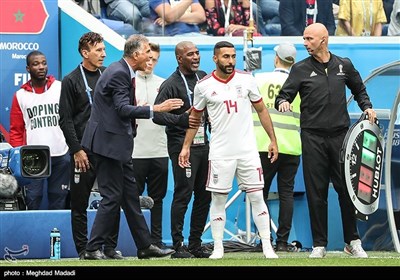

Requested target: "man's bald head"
[
  {"left": 304, "top": 23, "right": 329, "bottom": 43},
  {"left": 174, "top": 41, "right": 200, "bottom": 74},
  {"left": 303, "top": 23, "right": 330, "bottom": 62},
  {"left": 175, "top": 41, "right": 196, "bottom": 56}
]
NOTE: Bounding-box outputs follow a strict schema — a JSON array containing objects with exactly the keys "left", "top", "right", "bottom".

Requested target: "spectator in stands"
[
  {"left": 384, "top": 0, "right": 395, "bottom": 22},
  {"left": 253, "top": 0, "right": 280, "bottom": 35},
  {"left": 10, "top": 51, "right": 70, "bottom": 210},
  {"left": 382, "top": 0, "right": 395, "bottom": 35},
  {"left": 132, "top": 43, "right": 169, "bottom": 250},
  {"left": 388, "top": 0, "right": 400, "bottom": 35},
  {"left": 336, "top": 0, "right": 387, "bottom": 36},
  {"left": 104, "top": 0, "right": 153, "bottom": 34},
  {"left": 279, "top": 0, "right": 336, "bottom": 36},
  {"left": 205, "top": 0, "right": 260, "bottom": 36},
  {"left": 149, "top": 0, "right": 206, "bottom": 36}
]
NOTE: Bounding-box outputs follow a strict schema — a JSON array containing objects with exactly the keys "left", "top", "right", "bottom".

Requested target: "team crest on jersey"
[
  {"left": 235, "top": 85, "right": 243, "bottom": 98},
  {"left": 213, "top": 173, "right": 218, "bottom": 184},
  {"left": 186, "top": 168, "right": 192, "bottom": 178}
]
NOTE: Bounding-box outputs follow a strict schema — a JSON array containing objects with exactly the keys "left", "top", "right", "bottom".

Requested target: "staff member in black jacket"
[
  {"left": 59, "top": 32, "right": 122, "bottom": 260},
  {"left": 275, "top": 23, "right": 376, "bottom": 259},
  {"left": 153, "top": 41, "right": 211, "bottom": 259}
]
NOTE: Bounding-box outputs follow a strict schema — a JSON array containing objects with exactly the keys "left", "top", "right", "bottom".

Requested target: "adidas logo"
[
  {"left": 211, "top": 91, "right": 217, "bottom": 96},
  {"left": 213, "top": 217, "right": 224, "bottom": 222},
  {"left": 310, "top": 71, "right": 317, "bottom": 77},
  {"left": 258, "top": 211, "right": 268, "bottom": 217}
]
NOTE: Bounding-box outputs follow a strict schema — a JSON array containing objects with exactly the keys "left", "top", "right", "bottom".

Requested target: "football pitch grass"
[{"left": 2, "top": 251, "right": 399, "bottom": 267}]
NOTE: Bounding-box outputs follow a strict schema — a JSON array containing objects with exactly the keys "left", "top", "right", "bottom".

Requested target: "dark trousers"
[
  {"left": 86, "top": 154, "right": 151, "bottom": 252},
  {"left": 260, "top": 152, "right": 300, "bottom": 244},
  {"left": 301, "top": 130, "right": 360, "bottom": 247},
  {"left": 169, "top": 146, "right": 211, "bottom": 250},
  {"left": 24, "top": 153, "right": 70, "bottom": 210},
  {"left": 69, "top": 152, "right": 120, "bottom": 255},
  {"left": 132, "top": 157, "right": 169, "bottom": 244}
]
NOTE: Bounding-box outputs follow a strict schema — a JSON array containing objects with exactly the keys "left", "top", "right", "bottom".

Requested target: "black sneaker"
[
  {"left": 189, "top": 246, "right": 212, "bottom": 258},
  {"left": 171, "top": 245, "right": 195, "bottom": 259}
]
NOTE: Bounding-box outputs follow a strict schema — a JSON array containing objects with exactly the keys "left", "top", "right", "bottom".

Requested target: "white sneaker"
[
  {"left": 344, "top": 239, "right": 368, "bottom": 258},
  {"left": 309, "top": 246, "right": 326, "bottom": 258},
  {"left": 263, "top": 245, "right": 279, "bottom": 259},
  {"left": 209, "top": 249, "right": 224, "bottom": 259}
]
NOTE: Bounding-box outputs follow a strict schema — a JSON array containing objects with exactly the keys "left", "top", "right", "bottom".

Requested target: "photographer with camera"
[{"left": 9, "top": 51, "right": 70, "bottom": 210}]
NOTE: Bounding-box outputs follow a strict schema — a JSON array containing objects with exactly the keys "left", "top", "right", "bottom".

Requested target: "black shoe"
[
  {"left": 275, "top": 242, "right": 288, "bottom": 252},
  {"left": 153, "top": 241, "right": 168, "bottom": 250},
  {"left": 137, "top": 244, "right": 175, "bottom": 259},
  {"left": 104, "top": 249, "right": 124, "bottom": 259},
  {"left": 84, "top": 249, "right": 106, "bottom": 260},
  {"left": 189, "top": 246, "right": 212, "bottom": 258},
  {"left": 78, "top": 251, "right": 85, "bottom": 260},
  {"left": 171, "top": 245, "right": 195, "bottom": 259}
]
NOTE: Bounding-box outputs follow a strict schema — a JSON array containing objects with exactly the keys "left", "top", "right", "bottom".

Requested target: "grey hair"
[{"left": 123, "top": 34, "right": 149, "bottom": 58}]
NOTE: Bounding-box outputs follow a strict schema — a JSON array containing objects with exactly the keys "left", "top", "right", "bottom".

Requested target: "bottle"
[
  {"left": 74, "top": 168, "right": 81, "bottom": 184},
  {"left": 50, "top": 228, "right": 61, "bottom": 260}
]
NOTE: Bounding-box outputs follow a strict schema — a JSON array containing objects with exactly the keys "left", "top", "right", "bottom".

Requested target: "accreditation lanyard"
[
  {"left": 274, "top": 68, "right": 290, "bottom": 75},
  {"left": 220, "top": 0, "right": 232, "bottom": 31},
  {"left": 79, "top": 63, "right": 102, "bottom": 105},
  {"left": 179, "top": 70, "right": 199, "bottom": 106},
  {"left": 305, "top": 0, "right": 318, "bottom": 26},
  {"left": 361, "top": 0, "right": 373, "bottom": 35}
]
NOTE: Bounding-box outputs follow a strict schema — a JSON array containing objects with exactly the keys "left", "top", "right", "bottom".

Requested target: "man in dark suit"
[{"left": 81, "top": 34, "right": 184, "bottom": 260}]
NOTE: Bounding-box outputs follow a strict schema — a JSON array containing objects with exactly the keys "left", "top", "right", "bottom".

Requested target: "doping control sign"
[
  {"left": 340, "top": 113, "right": 384, "bottom": 221},
  {"left": 0, "top": 0, "right": 58, "bottom": 140}
]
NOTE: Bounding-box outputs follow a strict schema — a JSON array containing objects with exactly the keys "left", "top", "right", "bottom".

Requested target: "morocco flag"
[{"left": 0, "top": 0, "right": 49, "bottom": 34}]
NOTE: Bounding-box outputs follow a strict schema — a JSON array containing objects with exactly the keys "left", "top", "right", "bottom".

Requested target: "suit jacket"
[
  {"left": 82, "top": 58, "right": 150, "bottom": 162},
  {"left": 279, "top": 0, "right": 336, "bottom": 36}
]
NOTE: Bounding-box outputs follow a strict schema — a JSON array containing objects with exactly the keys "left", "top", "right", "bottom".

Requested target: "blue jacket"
[{"left": 82, "top": 58, "right": 151, "bottom": 162}]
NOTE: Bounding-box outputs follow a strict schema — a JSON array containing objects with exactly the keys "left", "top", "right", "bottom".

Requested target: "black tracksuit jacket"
[{"left": 275, "top": 53, "right": 372, "bottom": 136}]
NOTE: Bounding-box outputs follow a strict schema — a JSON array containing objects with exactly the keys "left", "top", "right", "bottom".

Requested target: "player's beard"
[{"left": 217, "top": 62, "right": 235, "bottom": 75}]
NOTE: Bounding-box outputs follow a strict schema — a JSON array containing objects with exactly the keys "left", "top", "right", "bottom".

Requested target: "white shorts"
[{"left": 206, "top": 157, "right": 264, "bottom": 193}]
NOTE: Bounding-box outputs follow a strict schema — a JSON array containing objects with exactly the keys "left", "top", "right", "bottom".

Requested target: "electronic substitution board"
[{"left": 340, "top": 113, "right": 384, "bottom": 221}]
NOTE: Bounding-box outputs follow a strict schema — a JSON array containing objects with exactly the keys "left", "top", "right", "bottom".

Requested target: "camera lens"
[{"left": 21, "top": 150, "right": 48, "bottom": 176}]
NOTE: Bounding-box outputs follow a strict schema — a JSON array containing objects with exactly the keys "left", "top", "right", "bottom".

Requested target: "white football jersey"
[{"left": 193, "top": 70, "right": 262, "bottom": 160}]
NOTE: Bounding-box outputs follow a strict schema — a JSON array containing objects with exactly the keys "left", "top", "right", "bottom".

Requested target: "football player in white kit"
[{"left": 178, "top": 41, "right": 279, "bottom": 259}]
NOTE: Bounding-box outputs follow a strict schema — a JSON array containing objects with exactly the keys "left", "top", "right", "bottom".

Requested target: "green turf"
[{"left": 1, "top": 251, "right": 399, "bottom": 267}]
